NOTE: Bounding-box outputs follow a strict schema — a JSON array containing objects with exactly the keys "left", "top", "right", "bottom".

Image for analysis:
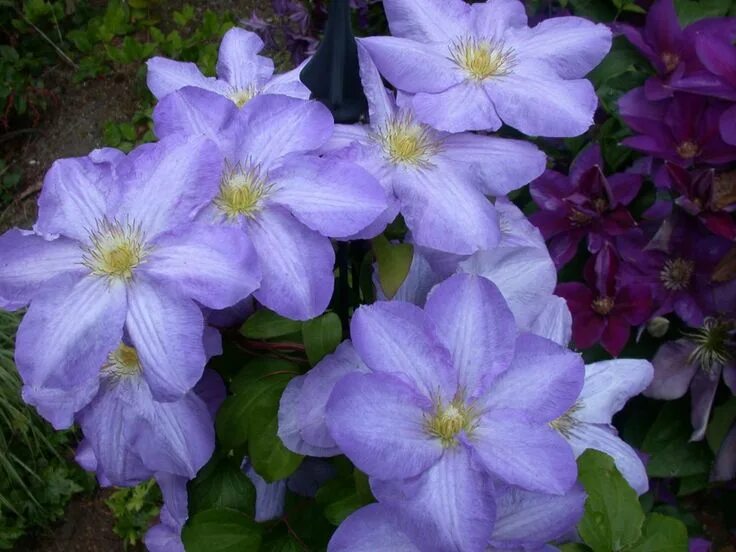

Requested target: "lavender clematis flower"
[
  {"left": 241, "top": 457, "right": 334, "bottom": 522},
  {"left": 153, "top": 90, "right": 389, "bottom": 320},
  {"left": 557, "top": 246, "right": 652, "bottom": 357},
  {"left": 75, "top": 346, "right": 221, "bottom": 486},
  {"left": 318, "top": 275, "right": 582, "bottom": 550},
  {"left": 645, "top": 318, "right": 735, "bottom": 442},
  {"left": 0, "top": 138, "right": 260, "bottom": 428},
  {"left": 145, "top": 473, "right": 189, "bottom": 552},
  {"left": 618, "top": 89, "right": 736, "bottom": 167},
  {"left": 328, "top": 484, "right": 586, "bottom": 552},
  {"left": 616, "top": 0, "right": 736, "bottom": 100},
  {"left": 530, "top": 144, "right": 642, "bottom": 267},
  {"left": 359, "top": 0, "right": 611, "bottom": 136},
  {"left": 550, "top": 358, "right": 653, "bottom": 494},
  {"left": 147, "top": 27, "right": 309, "bottom": 107},
  {"left": 323, "top": 43, "right": 546, "bottom": 255}
]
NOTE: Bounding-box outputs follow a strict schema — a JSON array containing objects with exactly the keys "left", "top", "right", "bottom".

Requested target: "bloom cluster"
[
  {"left": 0, "top": 0, "right": 681, "bottom": 549},
  {"left": 530, "top": 0, "right": 736, "bottom": 481}
]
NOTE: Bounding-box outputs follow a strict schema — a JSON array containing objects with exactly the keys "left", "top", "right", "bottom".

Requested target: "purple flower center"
[
  {"left": 82, "top": 219, "right": 148, "bottom": 281},
  {"left": 659, "top": 257, "right": 695, "bottom": 291},
  {"left": 591, "top": 296, "right": 615, "bottom": 316},
  {"left": 449, "top": 37, "right": 514, "bottom": 81},
  {"left": 676, "top": 140, "right": 700, "bottom": 160}
]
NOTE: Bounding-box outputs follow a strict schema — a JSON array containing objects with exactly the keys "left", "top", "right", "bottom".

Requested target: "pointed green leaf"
[
  {"left": 302, "top": 312, "right": 342, "bottom": 365},
  {"left": 371, "top": 235, "right": 413, "bottom": 299},
  {"left": 182, "top": 508, "right": 262, "bottom": 552}
]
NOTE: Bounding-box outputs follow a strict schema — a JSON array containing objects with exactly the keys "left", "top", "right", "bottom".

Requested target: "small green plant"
[
  {"left": 106, "top": 479, "right": 162, "bottom": 549},
  {"left": 0, "top": 310, "right": 93, "bottom": 549}
]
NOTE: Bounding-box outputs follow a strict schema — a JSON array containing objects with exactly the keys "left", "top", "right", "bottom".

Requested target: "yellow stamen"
[
  {"left": 373, "top": 113, "right": 440, "bottom": 166},
  {"left": 450, "top": 38, "right": 513, "bottom": 81},
  {"left": 83, "top": 219, "right": 147, "bottom": 280},
  {"left": 214, "top": 162, "right": 271, "bottom": 220},
  {"left": 102, "top": 343, "right": 142, "bottom": 378},
  {"left": 425, "top": 398, "right": 476, "bottom": 448},
  {"left": 228, "top": 85, "right": 259, "bottom": 108}
]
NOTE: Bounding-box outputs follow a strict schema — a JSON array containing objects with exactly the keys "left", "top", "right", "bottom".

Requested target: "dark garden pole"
[{"left": 300, "top": 0, "right": 368, "bottom": 332}]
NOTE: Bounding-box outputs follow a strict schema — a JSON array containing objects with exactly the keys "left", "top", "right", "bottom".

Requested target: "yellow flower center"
[
  {"left": 83, "top": 219, "right": 147, "bottom": 280},
  {"left": 591, "top": 296, "right": 615, "bottom": 316},
  {"left": 550, "top": 402, "right": 582, "bottom": 438},
  {"left": 102, "top": 343, "right": 142, "bottom": 378},
  {"left": 215, "top": 162, "right": 271, "bottom": 220},
  {"left": 450, "top": 38, "right": 513, "bottom": 81},
  {"left": 660, "top": 257, "right": 695, "bottom": 291},
  {"left": 374, "top": 113, "right": 440, "bottom": 166},
  {"left": 662, "top": 51, "right": 680, "bottom": 73},
  {"left": 425, "top": 399, "right": 475, "bottom": 448},
  {"left": 228, "top": 85, "right": 259, "bottom": 108}
]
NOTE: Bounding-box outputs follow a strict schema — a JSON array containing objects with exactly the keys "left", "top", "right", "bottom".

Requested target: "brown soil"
[{"left": 12, "top": 489, "right": 144, "bottom": 552}]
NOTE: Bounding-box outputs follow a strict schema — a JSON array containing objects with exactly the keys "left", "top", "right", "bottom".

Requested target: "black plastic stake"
[{"left": 300, "top": 0, "right": 368, "bottom": 333}]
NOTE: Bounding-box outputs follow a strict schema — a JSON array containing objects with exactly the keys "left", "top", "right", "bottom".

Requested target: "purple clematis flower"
[
  {"left": 694, "top": 33, "right": 736, "bottom": 145},
  {"left": 328, "top": 485, "right": 586, "bottom": 552},
  {"left": 557, "top": 246, "right": 652, "bottom": 357},
  {"left": 147, "top": 27, "right": 309, "bottom": 107},
  {"left": 530, "top": 144, "right": 642, "bottom": 267},
  {"left": 655, "top": 163, "right": 736, "bottom": 240},
  {"left": 283, "top": 274, "right": 583, "bottom": 551},
  {"left": 360, "top": 0, "right": 611, "bottom": 136},
  {"left": 645, "top": 317, "right": 735, "bottom": 441},
  {"left": 153, "top": 90, "right": 389, "bottom": 320},
  {"left": 0, "top": 138, "right": 259, "bottom": 428},
  {"left": 618, "top": 89, "right": 736, "bottom": 167},
  {"left": 618, "top": 220, "right": 734, "bottom": 326},
  {"left": 616, "top": 0, "right": 736, "bottom": 100},
  {"left": 323, "top": 44, "right": 546, "bottom": 254}
]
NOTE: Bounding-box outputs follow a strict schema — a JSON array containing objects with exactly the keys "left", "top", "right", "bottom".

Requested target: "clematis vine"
[
  {"left": 360, "top": 0, "right": 611, "bottom": 136},
  {"left": 0, "top": 138, "right": 258, "bottom": 427},
  {"left": 147, "top": 27, "right": 310, "bottom": 106},
  {"left": 530, "top": 144, "right": 642, "bottom": 267}
]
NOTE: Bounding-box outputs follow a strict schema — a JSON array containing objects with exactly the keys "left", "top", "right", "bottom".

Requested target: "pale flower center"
[
  {"left": 450, "top": 38, "right": 513, "bottom": 81},
  {"left": 659, "top": 257, "right": 695, "bottom": 291},
  {"left": 549, "top": 402, "right": 582, "bottom": 438},
  {"left": 83, "top": 219, "right": 148, "bottom": 280},
  {"left": 683, "top": 317, "right": 735, "bottom": 374},
  {"left": 215, "top": 162, "right": 271, "bottom": 220},
  {"left": 228, "top": 85, "right": 259, "bottom": 108},
  {"left": 676, "top": 141, "right": 700, "bottom": 160},
  {"left": 591, "top": 296, "right": 615, "bottom": 316},
  {"left": 425, "top": 399, "right": 475, "bottom": 448},
  {"left": 102, "top": 343, "right": 142, "bottom": 378},
  {"left": 661, "top": 51, "right": 679, "bottom": 73},
  {"left": 374, "top": 113, "right": 440, "bottom": 167}
]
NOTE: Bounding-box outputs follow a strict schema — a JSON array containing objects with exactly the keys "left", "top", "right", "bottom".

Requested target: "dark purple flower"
[
  {"left": 645, "top": 317, "right": 735, "bottom": 441},
  {"left": 655, "top": 162, "right": 736, "bottom": 239},
  {"left": 618, "top": 220, "right": 734, "bottom": 326},
  {"left": 618, "top": 89, "right": 736, "bottom": 167},
  {"left": 530, "top": 144, "right": 642, "bottom": 267},
  {"left": 616, "top": 0, "right": 736, "bottom": 100},
  {"left": 556, "top": 246, "right": 652, "bottom": 356},
  {"left": 695, "top": 33, "right": 736, "bottom": 145}
]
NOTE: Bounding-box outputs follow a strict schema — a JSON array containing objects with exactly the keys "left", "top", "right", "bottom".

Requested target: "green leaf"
[
  {"left": 642, "top": 401, "right": 712, "bottom": 478},
  {"left": 568, "top": 0, "right": 617, "bottom": 21},
  {"left": 630, "top": 513, "right": 688, "bottom": 552},
  {"left": 240, "top": 310, "right": 302, "bottom": 340},
  {"left": 182, "top": 508, "right": 262, "bottom": 552},
  {"left": 302, "top": 313, "right": 342, "bottom": 365},
  {"left": 675, "top": 0, "right": 732, "bottom": 25},
  {"left": 706, "top": 396, "right": 736, "bottom": 453},
  {"left": 577, "top": 450, "right": 645, "bottom": 552},
  {"left": 372, "top": 235, "right": 413, "bottom": 299},
  {"left": 189, "top": 457, "right": 256, "bottom": 516}
]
